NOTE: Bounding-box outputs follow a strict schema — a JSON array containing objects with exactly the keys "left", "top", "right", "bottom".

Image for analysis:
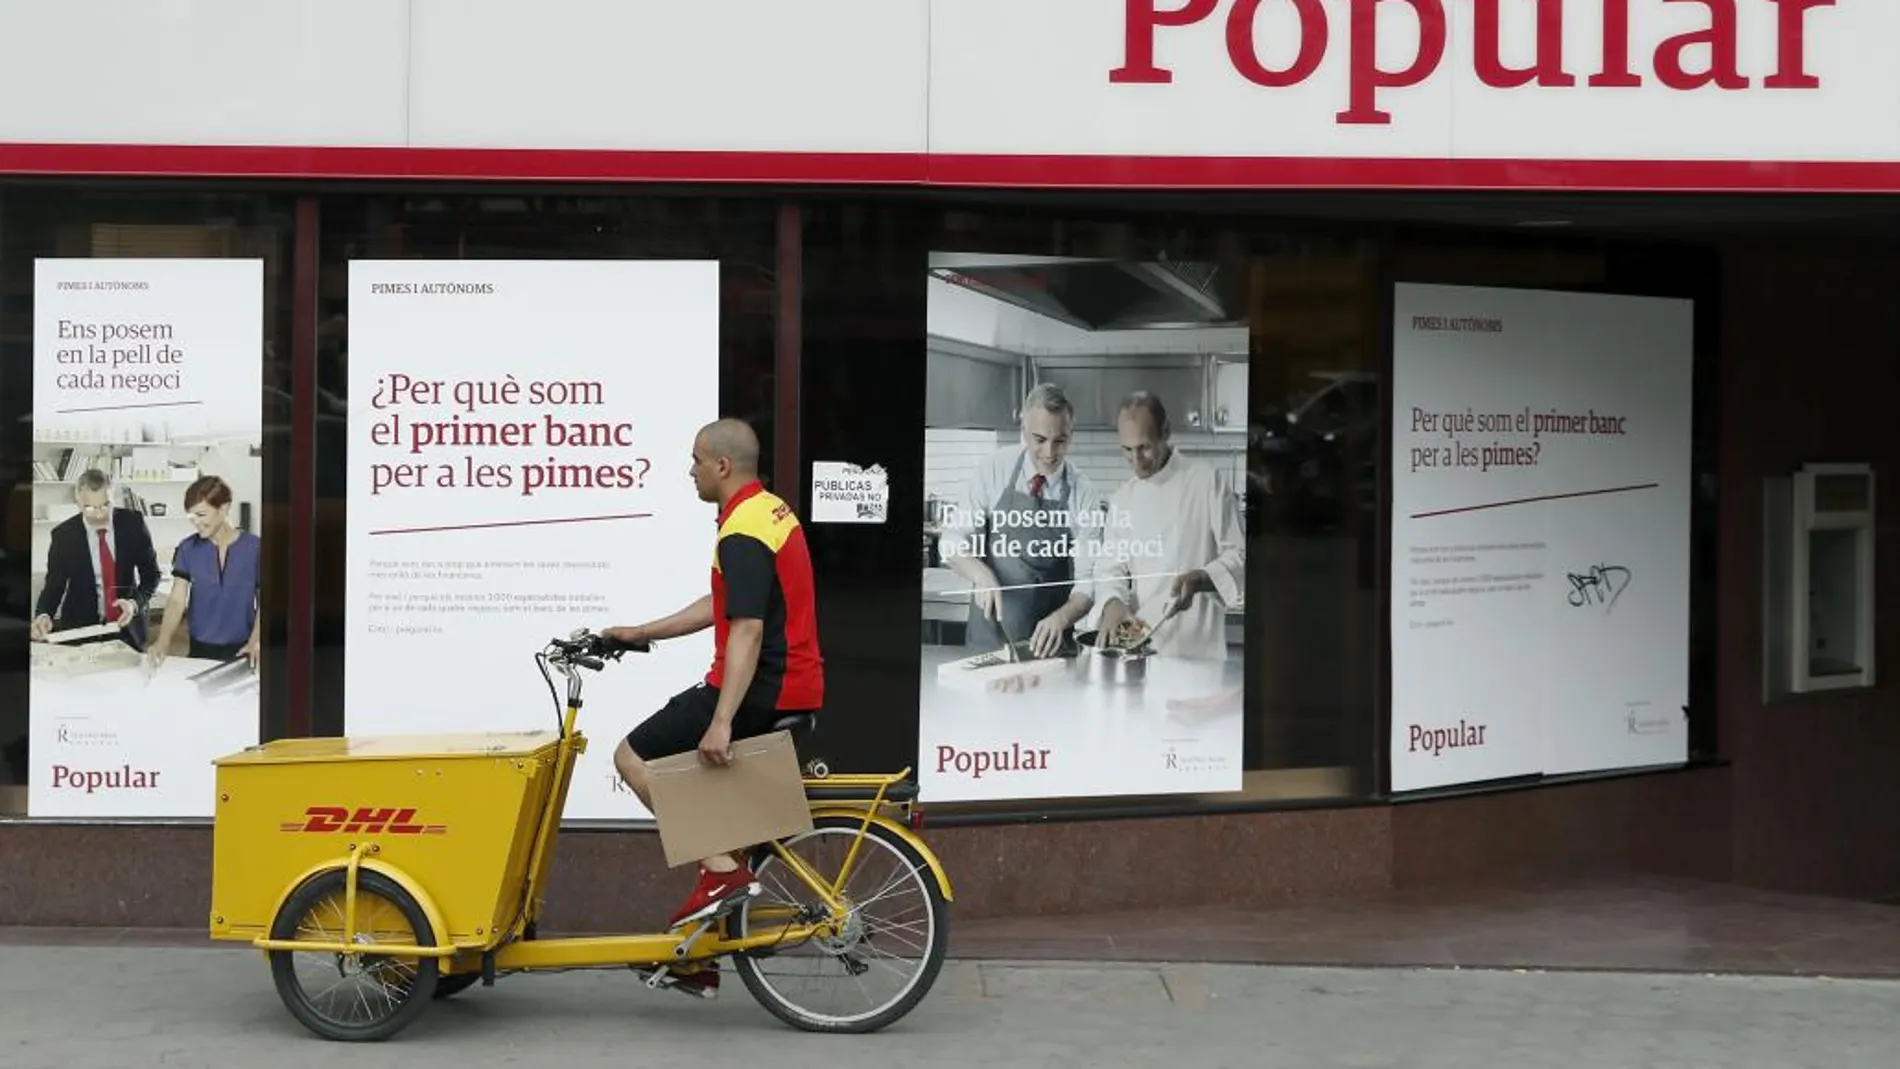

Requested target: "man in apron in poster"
[
  {"left": 1093, "top": 391, "right": 1245, "bottom": 661},
  {"left": 940, "top": 382, "right": 1105, "bottom": 658}
]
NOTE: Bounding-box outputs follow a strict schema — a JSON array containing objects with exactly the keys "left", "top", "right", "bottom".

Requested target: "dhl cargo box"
[{"left": 207, "top": 730, "right": 575, "bottom": 950}]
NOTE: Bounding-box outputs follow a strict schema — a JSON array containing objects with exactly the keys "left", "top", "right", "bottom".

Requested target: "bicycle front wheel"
[{"left": 731, "top": 815, "right": 949, "bottom": 1033}]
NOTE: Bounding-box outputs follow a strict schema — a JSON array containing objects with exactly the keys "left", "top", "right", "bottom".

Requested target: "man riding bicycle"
[{"left": 604, "top": 417, "right": 824, "bottom": 998}]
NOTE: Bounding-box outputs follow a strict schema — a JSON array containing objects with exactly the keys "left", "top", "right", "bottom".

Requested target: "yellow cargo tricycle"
[{"left": 207, "top": 628, "right": 953, "bottom": 1042}]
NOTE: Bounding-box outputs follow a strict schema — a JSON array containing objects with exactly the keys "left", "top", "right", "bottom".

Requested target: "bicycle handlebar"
[
  {"left": 544, "top": 628, "right": 651, "bottom": 671},
  {"left": 537, "top": 628, "right": 652, "bottom": 732}
]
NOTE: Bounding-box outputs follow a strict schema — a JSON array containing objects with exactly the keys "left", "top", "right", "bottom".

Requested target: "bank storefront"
[{"left": 2, "top": 0, "right": 1891, "bottom": 927}]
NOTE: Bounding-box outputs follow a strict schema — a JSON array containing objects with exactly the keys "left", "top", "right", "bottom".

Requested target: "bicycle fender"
[
  {"left": 268, "top": 856, "right": 458, "bottom": 950},
  {"left": 809, "top": 808, "right": 955, "bottom": 902}
]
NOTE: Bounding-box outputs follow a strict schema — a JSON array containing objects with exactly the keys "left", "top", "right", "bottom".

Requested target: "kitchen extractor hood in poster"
[
  {"left": 1388, "top": 283, "right": 1693, "bottom": 794},
  {"left": 343, "top": 260, "right": 719, "bottom": 822},
  {"left": 919, "top": 252, "right": 1248, "bottom": 802},
  {"left": 27, "top": 258, "right": 265, "bottom": 818}
]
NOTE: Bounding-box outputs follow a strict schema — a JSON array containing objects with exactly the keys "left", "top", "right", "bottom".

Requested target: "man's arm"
[
  {"left": 1198, "top": 468, "right": 1246, "bottom": 603},
  {"left": 130, "top": 516, "right": 161, "bottom": 606},
  {"left": 712, "top": 619, "right": 765, "bottom": 729},
  {"left": 705, "top": 533, "right": 777, "bottom": 749},
  {"left": 1173, "top": 467, "right": 1247, "bottom": 604},
  {"left": 608, "top": 594, "right": 713, "bottom": 646},
  {"left": 34, "top": 527, "right": 68, "bottom": 623},
  {"left": 939, "top": 453, "right": 1002, "bottom": 619}
]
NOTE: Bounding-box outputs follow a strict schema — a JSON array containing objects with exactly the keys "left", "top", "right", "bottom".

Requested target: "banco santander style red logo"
[{"left": 279, "top": 806, "right": 447, "bottom": 835}]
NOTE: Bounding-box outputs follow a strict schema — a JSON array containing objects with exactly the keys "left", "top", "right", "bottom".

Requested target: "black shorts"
[{"left": 623, "top": 682, "right": 809, "bottom": 762}]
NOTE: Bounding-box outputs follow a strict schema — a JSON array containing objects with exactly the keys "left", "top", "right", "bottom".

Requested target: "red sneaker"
[{"left": 668, "top": 864, "right": 759, "bottom": 930}]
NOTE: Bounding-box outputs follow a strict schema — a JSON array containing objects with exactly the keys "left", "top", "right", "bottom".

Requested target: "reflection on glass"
[{"left": 915, "top": 215, "right": 1383, "bottom": 811}]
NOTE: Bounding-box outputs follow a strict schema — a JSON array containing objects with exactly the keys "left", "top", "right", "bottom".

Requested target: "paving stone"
[{"left": 1, "top": 947, "right": 1898, "bottom": 1069}]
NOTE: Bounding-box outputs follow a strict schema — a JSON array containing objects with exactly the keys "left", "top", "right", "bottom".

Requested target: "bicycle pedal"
[
  {"left": 642, "top": 963, "right": 719, "bottom": 999},
  {"left": 641, "top": 966, "right": 674, "bottom": 990}
]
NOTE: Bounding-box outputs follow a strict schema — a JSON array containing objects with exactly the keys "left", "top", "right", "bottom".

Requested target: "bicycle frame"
[{"left": 257, "top": 631, "right": 951, "bottom": 975}]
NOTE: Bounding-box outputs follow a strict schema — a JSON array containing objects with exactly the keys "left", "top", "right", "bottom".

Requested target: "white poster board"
[
  {"left": 1389, "top": 283, "right": 1693, "bottom": 793},
  {"left": 28, "top": 258, "right": 264, "bottom": 817},
  {"left": 343, "top": 260, "right": 720, "bottom": 821}
]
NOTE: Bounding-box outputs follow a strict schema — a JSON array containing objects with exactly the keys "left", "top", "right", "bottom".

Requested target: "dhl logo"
[{"left": 278, "top": 806, "right": 447, "bottom": 835}]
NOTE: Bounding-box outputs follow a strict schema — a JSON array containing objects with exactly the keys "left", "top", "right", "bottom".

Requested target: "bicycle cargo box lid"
[{"left": 212, "top": 730, "right": 562, "bottom": 765}]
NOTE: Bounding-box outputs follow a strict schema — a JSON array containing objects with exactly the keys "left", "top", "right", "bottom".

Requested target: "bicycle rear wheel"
[{"left": 730, "top": 815, "right": 948, "bottom": 1033}]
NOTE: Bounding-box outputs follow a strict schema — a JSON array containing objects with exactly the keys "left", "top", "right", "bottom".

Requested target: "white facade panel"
[
  {"left": 406, "top": 0, "right": 930, "bottom": 153},
  {"left": 0, "top": 0, "right": 410, "bottom": 146}
]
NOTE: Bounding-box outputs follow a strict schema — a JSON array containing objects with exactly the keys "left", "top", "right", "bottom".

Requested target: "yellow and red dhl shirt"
[{"left": 707, "top": 480, "right": 824, "bottom": 710}]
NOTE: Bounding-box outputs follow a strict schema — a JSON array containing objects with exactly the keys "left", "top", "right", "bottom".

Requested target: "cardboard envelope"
[{"left": 643, "top": 729, "right": 814, "bottom": 867}]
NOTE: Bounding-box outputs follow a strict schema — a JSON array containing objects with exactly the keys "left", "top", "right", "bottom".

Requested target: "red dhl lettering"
[{"left": 278, "top": 806, "right": 447, "bottom": 835}]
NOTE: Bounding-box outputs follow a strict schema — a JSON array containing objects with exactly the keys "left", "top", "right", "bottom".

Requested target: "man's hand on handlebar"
[{"left": 601, "top": 625, "right": 650, "bottom": 652}]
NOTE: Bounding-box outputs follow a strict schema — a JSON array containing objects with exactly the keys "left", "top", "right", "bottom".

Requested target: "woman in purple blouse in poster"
[{"left": 148, "top": 475, "right": 263, "bottom": 669}]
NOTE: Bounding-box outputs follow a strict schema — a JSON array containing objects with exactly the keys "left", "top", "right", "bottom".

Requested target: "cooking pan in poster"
[{"left": 1069, "top": 595, "right": 1194, "bottom": 686}]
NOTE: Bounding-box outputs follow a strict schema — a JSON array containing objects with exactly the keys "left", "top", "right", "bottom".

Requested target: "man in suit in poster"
[
  {"left": 29, "top": 469, "right": 162, "bottom": 651},
  {"left": 939, "top": 382, "right": 1106, "bottom": 659}
]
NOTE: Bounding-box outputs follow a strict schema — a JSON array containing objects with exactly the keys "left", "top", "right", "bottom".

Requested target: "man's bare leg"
[
  {"left": 612, "top": 738, "right": 655, "bottom": 811},
  {"left": 614, "top": 739, "right": 743, "bottom": 873},
  {"left": 612, "top": 738, "right": 727, "bottom": 995}
]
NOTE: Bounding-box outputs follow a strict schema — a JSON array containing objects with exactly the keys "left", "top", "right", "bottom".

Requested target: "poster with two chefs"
[{"left": 917, "top": 253, "right": 1248, "bottom": 802}]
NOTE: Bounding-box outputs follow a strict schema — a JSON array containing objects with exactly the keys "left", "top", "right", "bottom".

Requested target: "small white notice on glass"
[{"left": 810, "top": 461, "right": 889, "bottom": 524}]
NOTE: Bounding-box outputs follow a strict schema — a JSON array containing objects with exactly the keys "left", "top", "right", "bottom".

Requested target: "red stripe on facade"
[
  {"left": 922, "top": 155, "right": 1900, "bottom": 192},
  {"left": 0, "top": 144, "right": 928, "bottom": 184},
  {"left": 4, "top": 142, "right": 1900, "bottom": 192}
]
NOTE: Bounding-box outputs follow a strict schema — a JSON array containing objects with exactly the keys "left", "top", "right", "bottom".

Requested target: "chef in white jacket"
[{"left": 1092, "top": 391, "right": 1244, "bottom": 661}]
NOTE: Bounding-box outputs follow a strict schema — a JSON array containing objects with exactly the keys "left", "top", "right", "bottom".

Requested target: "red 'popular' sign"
[{"left": 1110, "top": 0, "right": 1837, "bottom": 126}]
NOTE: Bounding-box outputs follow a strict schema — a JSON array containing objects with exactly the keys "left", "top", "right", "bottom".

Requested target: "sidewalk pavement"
[{"left": 2, "top": 944, "right": 1898, "bottom": 1069}]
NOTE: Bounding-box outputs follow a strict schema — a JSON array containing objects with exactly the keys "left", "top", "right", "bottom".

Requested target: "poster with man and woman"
[{"left": 26, "top": 258, "right": 264, "bottom": 818}]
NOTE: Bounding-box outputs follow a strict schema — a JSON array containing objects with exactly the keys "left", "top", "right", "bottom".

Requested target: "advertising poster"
[
  {"left": 1389, "top": 283, "right": 1694, "bottom": 793},
  {"left": 28, "top": 258, "right": 265, "bottom": 817},
  {"left": 919, "top": 253, "right": 1247, "bottom": 802},
  {"left": 344, "top": 260, "right": 719, "bottom": 822}
]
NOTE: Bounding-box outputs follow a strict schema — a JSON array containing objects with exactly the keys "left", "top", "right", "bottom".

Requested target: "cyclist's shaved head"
[{"left": 698, "top": 418, "right": 760, "bottom": 475}]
